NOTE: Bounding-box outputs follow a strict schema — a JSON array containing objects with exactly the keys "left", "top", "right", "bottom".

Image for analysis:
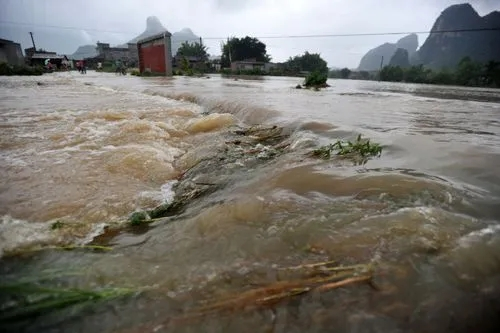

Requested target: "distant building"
[
  {"left": 96, "top": 42, "right": 138, "bottom": 65},
  {"left": 173, "top": 55, "right": 206, "bottom": 70},
  {"left": 0, "top": 39, "right": 24, "bottom": 65},
  {"left": 137, "top": 31, "right": 173, "bottom": 76},
  {"left": 231, "top": 59, "right": 266, "bottom": 71},
  {"left": 29, "top": 53, "right": 67, "bottom": 69}
]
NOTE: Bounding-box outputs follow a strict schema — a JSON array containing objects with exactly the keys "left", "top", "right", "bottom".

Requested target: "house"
[
  {"left": 96, "top": 42, "right": 138, "bottom": 66},
  {"left": 137, "top": 31, "right": 173, "bottom": 76},
  {"left": 29, "top": 52, "right": 67, "bottom": 68},
  {"left": 230, "top": 58, "right": 266, "bottom": 72},
  {"left": 0, "top": 39, "right": 24, "bottom": 65},
  {"left": 173, "top": 55, "right": 205, "bottom": 70}
]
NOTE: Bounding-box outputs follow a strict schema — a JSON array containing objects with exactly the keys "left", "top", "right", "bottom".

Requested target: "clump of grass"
[
  {"left": 311, "top": 134, "right": 383, "bottom": 164},
  {"left": 50, "top": 220, "right": 65, "bottom": 230},
  {"left": 129, "top": 211, "right": 149, "bottom": 225},
  {"left": 0, "top": 279, "right": 138, "bottom": 325}
]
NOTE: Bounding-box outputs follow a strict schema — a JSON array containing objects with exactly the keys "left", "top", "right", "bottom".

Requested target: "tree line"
[
  {"left": 173, "top": 35, "right": 500, "bottom": 88},
  {"left": 378, "top": 57, "right": 500, "bottom": 87}
]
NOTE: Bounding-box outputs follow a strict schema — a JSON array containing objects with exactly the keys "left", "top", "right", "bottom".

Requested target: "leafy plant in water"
[
  {"left": 311, "top": 134, "right": 383, "bottom": 164},
  {"left": 51, "top": 220, "right": 65, "bottom": 230},
  {"left": 0, "top": 273, "right": 138, "bottom": 327}
]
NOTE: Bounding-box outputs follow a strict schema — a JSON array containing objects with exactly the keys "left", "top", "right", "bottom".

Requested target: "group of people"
[{"left": 76, "top": 60, "right": 87, "bottom": 74}]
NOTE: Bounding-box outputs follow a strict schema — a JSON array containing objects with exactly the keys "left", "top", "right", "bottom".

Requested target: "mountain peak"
[
  {"left": 180, "top": 28, "right": 194, "bottom": 34},
  {"left": 128, "top": 16, "right": 168, "bottom": 44},
  {"left": 145, "top": 16, "right": 166, "bottom": 33},
  {"left": 418, "top": 3, "right": 500, "bottom": 68}
]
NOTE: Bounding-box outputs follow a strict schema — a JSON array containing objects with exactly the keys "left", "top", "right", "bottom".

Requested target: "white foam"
[
  {"left": 161, "top": 180, "right": 178, "bottom": 204},
  {"left": 458, "top": 224, "right": 500, "bottom": 248},
  {"left": 0, "top": 215, "right": 57, "bottom": 257}
]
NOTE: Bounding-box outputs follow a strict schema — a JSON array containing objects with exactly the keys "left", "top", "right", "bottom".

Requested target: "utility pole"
[
  {"left": 29, "top": 32, "right": 37, "bottom": 50},
  {"left": 199, "top": 37, "right": 202, "bottom": 46},
  {"left": 378, "top": 56, "right": 384, "bottom": 82}
]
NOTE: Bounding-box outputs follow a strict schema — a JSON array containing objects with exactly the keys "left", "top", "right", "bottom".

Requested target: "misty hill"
[
  {"left": 418, "top": 3, "right": 500, "bottom": 69},
  {"left": 125, "top": 17, "right": 200, "bottom": 54},
  {"left": 171, "top": 28, "right": 201, "bottom": 55},
  {"left": 127, "top": 16, "right": 168, "bottom": 44},
  {"left": 357, "top": 34, "right": 418, "bottom": 71},
  {"left": 70, "top": 44, "right": 97, "bottom": 60}
]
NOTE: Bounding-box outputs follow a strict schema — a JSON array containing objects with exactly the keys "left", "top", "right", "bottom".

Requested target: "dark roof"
[
  {"left": 136, "top": 31, "right": 172, "bottom": 45},
  {"left": 31, "top": 53, "right": 65, "bottom": 59},
  {"left": 0, "top": 38, "right": 16, "bottom": 44}
]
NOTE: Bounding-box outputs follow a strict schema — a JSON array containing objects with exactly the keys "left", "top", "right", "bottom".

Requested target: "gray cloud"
[{"left": 0, "top": 0, "right": 498, "bottom": 68}]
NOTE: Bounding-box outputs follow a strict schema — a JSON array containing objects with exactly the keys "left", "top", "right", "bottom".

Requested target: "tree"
[
  {"left": 389, "top": 48, "right": 410, "bottom": 68},
  {"left": 340, "top": 68, "right": 351, "bottom": 79},
  {"left": 176, "top": 42, "right": 209, "bottom": 61},
  {"left": 380, "top": 65, "right": 404, "bottom": 82},
  {"left": 455, "top": 57, "right": 482, "bottom": 86},
  {"left": 484, "top": 60, "right": 500, "bottom": 87},
  {"left": 284, "top": 52, "right": 328, "bottom": 75},
  {"left": 221, "top": 36, "right": 271, "bottom": 67}
]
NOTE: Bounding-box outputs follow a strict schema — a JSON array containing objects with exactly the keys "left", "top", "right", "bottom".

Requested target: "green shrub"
[
  {"left": 0, "top": 62, "right": 43, "bottom": 76},
  {"left": 304, "top": 71, "right": 329, "bottom": 88}
]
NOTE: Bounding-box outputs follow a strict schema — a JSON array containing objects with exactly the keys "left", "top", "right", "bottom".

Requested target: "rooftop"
[
  {"left": 31, "top": 53, "right": 65, "bottom": 59},
  {"left": 136, "top": 31, "right": 172, "bottom": 45}
]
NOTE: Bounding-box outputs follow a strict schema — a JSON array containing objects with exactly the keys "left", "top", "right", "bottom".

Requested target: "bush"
[
  {"left": 304, "top": 71, "right": 329, "bottom": 88},
  {"left": 129, "top": 68, "right": 140, "bottom": 76},
  {"left": 0, "top": 62, "right": 43, "bottom": 76}
]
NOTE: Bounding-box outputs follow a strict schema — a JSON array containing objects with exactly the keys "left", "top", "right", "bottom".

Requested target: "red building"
[{"left": 137, "top": 31, "right": 173, "bottom": 76}]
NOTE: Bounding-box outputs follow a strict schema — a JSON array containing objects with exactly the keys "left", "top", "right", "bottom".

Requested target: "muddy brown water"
[{"left": 1, "top": 72, "right": 500, "bottom": 333}]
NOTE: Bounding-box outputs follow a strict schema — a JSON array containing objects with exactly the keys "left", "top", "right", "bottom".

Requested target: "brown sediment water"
[{"left": 1, "top": 72, "right": 500, "bottom": 333}]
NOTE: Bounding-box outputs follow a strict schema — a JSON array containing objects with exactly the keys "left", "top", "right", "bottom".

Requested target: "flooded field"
[{"left": 1, "top": 72, "right": 500, "bottom": 332}]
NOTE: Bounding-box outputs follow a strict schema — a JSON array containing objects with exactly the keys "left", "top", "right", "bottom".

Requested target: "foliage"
[
  {"left": 221, "top": 36, "right": 271, "bottom": 68},
  {"left": 0, "top": 62, "right": 43, "bottom": 76},
  {"left": 51, "top": 220, "right": 65, "bottom": 230},
  {"left": 311, "top": 134, "right": 383, "bottom": 165},
  {"left": 176, "top": 41, "right": 208, "bottom": 61},
  {"left": 304, "top": 70, "right": 329, "bottom": 88},
  {"left": 284, "top": 52, "right": 328, "bottom": 75},
  {"left": 340, "top": 68, "right": 351, "bottom": 79},
  {"left": 378, "top": 57, "right": 500, "bottom": 87},
  {"left": 0, "top": 275, "right": 137, "bottom": 327}
]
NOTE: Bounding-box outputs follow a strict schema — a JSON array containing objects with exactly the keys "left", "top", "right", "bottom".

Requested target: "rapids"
[{"left": 1, "top": 72, "right": 500, "bottom": 332}]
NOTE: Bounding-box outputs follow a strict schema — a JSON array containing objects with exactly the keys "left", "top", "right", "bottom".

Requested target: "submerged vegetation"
[
  {"left": 0, "top": 273, "right": 138, "bottom": 329},
  {"left": 303, "top": 70, "right": 330, "bottom": 89},
  {"left": 311, "top": 134, "right": 383, "bottom": 164},
  {"left": 172, "top": 261, "right": 374, "bottom": 324}
]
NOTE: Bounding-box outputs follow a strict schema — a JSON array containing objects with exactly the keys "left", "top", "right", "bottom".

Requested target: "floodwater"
[{"left": 1, "top": 72, "right": 500, "bottom": 333}]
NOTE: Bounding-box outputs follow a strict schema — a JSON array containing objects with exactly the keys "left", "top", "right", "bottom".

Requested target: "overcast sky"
[{"left": 1, "top": 0, "right": 498, "bottom": 68}]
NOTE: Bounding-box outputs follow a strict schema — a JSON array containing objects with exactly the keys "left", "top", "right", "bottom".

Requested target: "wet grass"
[
  {"left": 0, "top": 272, "right": 138, "bottom": 328},
  {"left": 311, "top": 134, "right": 383, "bottom": 164}
]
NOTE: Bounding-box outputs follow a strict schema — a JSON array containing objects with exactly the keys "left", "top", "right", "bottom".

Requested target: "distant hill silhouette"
[
  {"left": 357, "top": 34, "right": 418, "bottom": 71},
  {"left": 171, "top": 28, "right": 201, "bottom": 55},
  {"left": 127, "top": 16, "right": 168, "bottom": 44},
  {"left": 125, "top": 17, "right": 201, "bottom": 55},
  {"left": 70, "top": 16, "right": 202, "bottom": 59},
  {"left": 417, "top": 3, "right": 500, "bottom": 69},
  {"left": 70, "top": 44, "right": 97, "bottom": 60}
]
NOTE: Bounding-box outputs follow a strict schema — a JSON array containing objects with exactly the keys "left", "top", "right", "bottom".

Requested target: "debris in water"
[
  {"left": 310, "top": 134, "right": 382, "bottom": 165},
  {"left": 170, "top": 261, "right": 375, "bottom": 324}
]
